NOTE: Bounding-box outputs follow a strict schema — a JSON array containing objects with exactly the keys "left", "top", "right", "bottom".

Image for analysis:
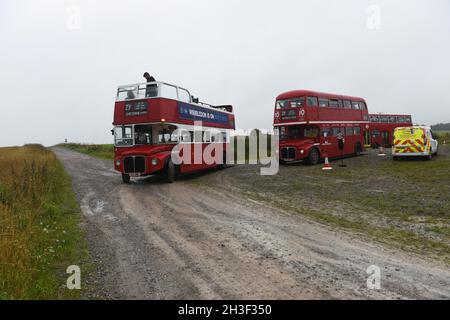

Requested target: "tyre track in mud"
[{"left": 53, "top": 147, "right": 450, "bottom": 299}]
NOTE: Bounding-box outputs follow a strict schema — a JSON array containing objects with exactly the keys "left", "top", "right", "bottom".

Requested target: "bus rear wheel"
[
  {"left": 166, "top": 159, "right": 178, "bottom": 183},
  {"left": 122, "top": 173, "right": 130, "bottom": 184},
  {"left": 307, "top": 148, "right": 320, "bottom": 165},
  {"left": 355, "top": 143, "right": 362, "bottom": 156}
]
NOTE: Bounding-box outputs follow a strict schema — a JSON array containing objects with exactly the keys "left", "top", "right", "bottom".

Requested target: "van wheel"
[
  {"left": 307, "top": 148, "right": 320, "bottom": 165},
  {"left": 166, "top": 159, "right": 178, "bottom": 183},
  {"left": 122, "top": 173, "right": 130, "bottom": 184}
]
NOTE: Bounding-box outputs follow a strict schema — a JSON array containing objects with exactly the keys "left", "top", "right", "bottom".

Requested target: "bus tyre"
[
  {"left": 355, "top": 143, "right": 362, "bottom": 156},
  {"left": 166, "top": 159, "right": 178, "bottom": 183},
  {"left": 222, "top": 152, "right": 228, "bottom": 169},
  {"left": 307, "top": 148, "right": 320, "bottom": 165},
  {"left": 122, "top": 173, "right": 130, "bottom": 184}
]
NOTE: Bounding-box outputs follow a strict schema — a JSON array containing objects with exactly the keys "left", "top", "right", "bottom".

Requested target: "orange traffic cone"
[
  {"left": 378, "top": 146, "right": 386, "bottom": 156},
  {"left": 322, "top": 155, "right": 333, "bottom": 171}
]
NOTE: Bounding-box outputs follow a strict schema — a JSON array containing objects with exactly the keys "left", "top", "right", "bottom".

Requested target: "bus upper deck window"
[
  {"left": 329, "top": 99, "right": 339, "bottom": 108},
  {"left": 307, "top": 97, "right": 318, "bottom": 107},
  {"left": 290, "top": 98, "right": 305, "bottom": 108},
  {"left": 319, "top": 99, "right": 329, "bottom": 107},
  {"left": 343, "top": 100, "right": 352, "bottom": 109},
  {"left": 276, "top": 100, "right": 288, "bottom": 109},
  {"left": 352, "top": 101, "right": 360, "bottom": 110}
]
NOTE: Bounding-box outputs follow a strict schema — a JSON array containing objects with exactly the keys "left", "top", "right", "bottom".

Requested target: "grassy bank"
[
  {"left": 60, "top": 143, "right": 114, "bottom": 160},
  {"left": 0, "top": 145, "right": 87, "bottom": 299}
]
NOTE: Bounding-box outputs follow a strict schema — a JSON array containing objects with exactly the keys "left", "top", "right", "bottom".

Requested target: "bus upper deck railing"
[
  {"left": 116, "top": 82, "right": 193, "bottom": 103},
  {"left": 116, "top": 81, "right": 233, "bottom": 113}
]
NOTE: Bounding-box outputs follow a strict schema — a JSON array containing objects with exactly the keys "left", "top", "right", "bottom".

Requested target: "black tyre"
[
  {"left": 166, "top": 159, "right": 178, "bottom": 183},
  {"left": 122, "top": 173, "right": 130, "bottom": 184},
  {"left": 307, "top": 148, "right": 320, "bottom": 165},
  {"left": 222, "top": 152, "right": 229, "bottom": 169},
  {"left": 355, "top": 143, "right": 362, "bottom": 156}
]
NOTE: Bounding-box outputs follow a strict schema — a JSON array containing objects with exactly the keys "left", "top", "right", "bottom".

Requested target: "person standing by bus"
[{"left": 143, "top": 72, "right": 157, "bottom": 97}]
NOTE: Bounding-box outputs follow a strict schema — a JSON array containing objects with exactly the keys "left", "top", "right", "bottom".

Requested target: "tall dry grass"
[{"left": 0, "top": 145, "right": 85, "bottom": 299}]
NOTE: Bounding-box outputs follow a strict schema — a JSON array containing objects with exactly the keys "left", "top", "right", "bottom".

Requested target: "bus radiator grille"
[{"left": 124, "top": 156, "right": 146, "bottom": 173}]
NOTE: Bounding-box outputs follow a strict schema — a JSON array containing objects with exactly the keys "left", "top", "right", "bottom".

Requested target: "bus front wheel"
[
  {"left": 166, "top": 159, "right": 178, "bottom": 183},
  {"left": 307, "top": 148, "right": 320, "bottom": 165},
  {"left": 122, "top": 173, "right": 130, "bottom": 184}
]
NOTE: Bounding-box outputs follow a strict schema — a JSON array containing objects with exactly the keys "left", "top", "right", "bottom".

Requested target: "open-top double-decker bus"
[
  {"left": 274, "top": 90, "right": 369, "bottom": 165},
  {"left": 367, "top": 113, "right": 413, "bottom": 148},
  {"left": 113, "top": 81, "right": 235, "bottom": 183}
]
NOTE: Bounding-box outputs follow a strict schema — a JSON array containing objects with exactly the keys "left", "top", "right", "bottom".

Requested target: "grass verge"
[{"left": 0, "top": 144, "right": 87, "bottom": 299}]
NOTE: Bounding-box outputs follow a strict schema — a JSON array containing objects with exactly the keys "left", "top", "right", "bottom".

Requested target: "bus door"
[{"left": 364, "top": 130, "right": 371, "bottom": 148}]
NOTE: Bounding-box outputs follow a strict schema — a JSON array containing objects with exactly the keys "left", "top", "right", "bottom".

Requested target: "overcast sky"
[{"left": 1, "top": 0, "right": 449, "bottom": 147}]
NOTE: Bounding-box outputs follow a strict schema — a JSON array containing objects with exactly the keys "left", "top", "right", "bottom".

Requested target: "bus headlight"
[
  {"left": 151, "top": 158, "right": 159, "bottom": 166},
  {"left": 300, "top": 149, "right": 305, "bottom": 154},
  {"left": 115, "top": 159, "right": 121, "bottom": 166}
]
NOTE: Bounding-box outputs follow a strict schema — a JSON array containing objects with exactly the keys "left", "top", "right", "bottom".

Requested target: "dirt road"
[{"left": 53, "top": 147, "right": 450, "bottom": 299}]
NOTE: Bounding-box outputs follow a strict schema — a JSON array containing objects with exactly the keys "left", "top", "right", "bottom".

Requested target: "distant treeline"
[{"left": 431, "top": 123, "right": 450, "bottom": 131}]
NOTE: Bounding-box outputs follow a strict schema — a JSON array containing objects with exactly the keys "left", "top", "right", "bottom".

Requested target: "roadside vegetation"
[
  {"left": 0, "top": 145, "right": 86, "bottom": 299},
  {"left": 60, "top": 143, "right": 114, "bottom": 160}
]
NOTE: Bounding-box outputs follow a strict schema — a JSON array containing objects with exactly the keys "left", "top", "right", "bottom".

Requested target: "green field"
[{"left": 0, "top": 145, "right": 87, "bottom": 299}]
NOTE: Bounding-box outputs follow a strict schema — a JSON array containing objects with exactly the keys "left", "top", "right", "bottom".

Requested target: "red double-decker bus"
[
  {"left": 367, "top": 114, "right": 413, "bottom": 148},
  {"left": 274, "top": 90, "right": 369, "bottom": 165},
  {"left": 113, "top": 81, "right": 235, "bottom": 183}
]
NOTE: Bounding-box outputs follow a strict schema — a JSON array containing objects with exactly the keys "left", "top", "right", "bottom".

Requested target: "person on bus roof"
[{"left": 143, "top": 72, "right": 157, "bottom": 97}]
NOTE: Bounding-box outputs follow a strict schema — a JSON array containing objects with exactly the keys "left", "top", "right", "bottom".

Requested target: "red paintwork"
[
  {"left": 274, "top": 90, "right": 369, "bottom": 161},
  {"left": 113, "top": 97, "right": 234, "bottom": 177},
  {"left": 367, "top": 114, "right": 413, "bottom": 148},
  {"left": 113, "top": 98, "right": 235, "bottom": 129}
]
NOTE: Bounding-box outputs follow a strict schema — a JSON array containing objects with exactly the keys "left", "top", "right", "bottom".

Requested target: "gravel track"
[{"left": 53, "top": 147, "right": 450, "bottom": 300}]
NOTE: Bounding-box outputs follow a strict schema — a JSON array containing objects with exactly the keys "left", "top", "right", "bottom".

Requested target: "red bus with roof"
[
  {"left": 274, "top": 90, "right": 369, "bottom": 165},
  {"left": 113, "top": 81, "right": 235, "bottom": 183},
  {"left": 367, "top": 114, "right": 413, "bottom": 148}
]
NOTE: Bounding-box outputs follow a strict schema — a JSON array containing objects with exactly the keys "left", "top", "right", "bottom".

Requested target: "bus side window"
[
  {"left": 331, "top": 127, "right": 342, "bottom": 136},
  {"left": 321, "top": 128, "right": 331, "bottom": 137},
  {"left": 329, "top": 99, "right": 339, "bottom": 108},
  {"left": 345, "top": 127, "right": 354, "bottom": 136},
  {"left": 319, "top": 99, "right": 329, "bottom": 108},
  {"left": 307, "top": 97, "right": 318, "bottom": 107},
  {"left": 343, "top": 100, "right": 352, "bottom": 109},
  {"left": 354, "top": 127, "right": 361, "bottom": 135},
  {"left": 359, "top": 102, "right": 367, "bottom": 110},
  {"left": 352, "top": 101, "right": 360, "bottom": 110}
]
